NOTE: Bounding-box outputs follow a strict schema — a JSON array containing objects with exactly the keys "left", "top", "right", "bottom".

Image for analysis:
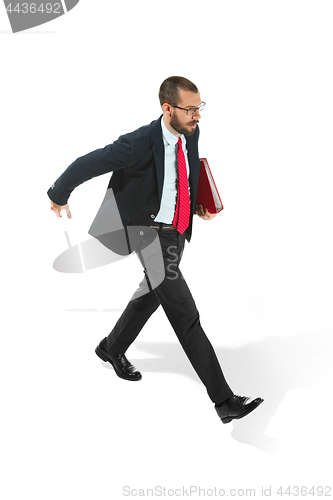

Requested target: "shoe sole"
[
  {"left": 95, "top": 346, "right": 142, "bottom": 382},
  {"left": 221, "top": 399, "right": 264, "bottom": 424}
]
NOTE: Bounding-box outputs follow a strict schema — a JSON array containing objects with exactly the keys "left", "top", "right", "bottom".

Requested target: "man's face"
[{"left": 168, "top": 89, "right": 202, "bottom": 137}]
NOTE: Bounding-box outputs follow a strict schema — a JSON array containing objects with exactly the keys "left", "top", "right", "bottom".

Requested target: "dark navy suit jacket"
[{"left": 47, "top": 116, "right": 201, "bottom": 242}]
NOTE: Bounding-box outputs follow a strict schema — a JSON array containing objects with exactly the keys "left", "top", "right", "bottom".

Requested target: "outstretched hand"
[
  {"left": 50, "top": 201, "right": 72, "bottom": 219},
  {"left": 195, "top": 204, "right": 216, "bottom": 220}
]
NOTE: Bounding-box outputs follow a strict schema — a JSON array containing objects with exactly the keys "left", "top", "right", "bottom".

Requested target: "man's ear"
[{"left": 162, "top": 103, "right": 172, "bottom": 117}]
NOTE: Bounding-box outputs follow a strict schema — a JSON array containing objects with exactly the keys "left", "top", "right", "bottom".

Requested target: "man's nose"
[{"left": 192, "top": 108, "right": 201, "bottom": 120}]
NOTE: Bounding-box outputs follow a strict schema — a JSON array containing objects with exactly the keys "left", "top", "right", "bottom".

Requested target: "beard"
[{"left": 169, "top": 114, "right": 199, "bottom": 136}]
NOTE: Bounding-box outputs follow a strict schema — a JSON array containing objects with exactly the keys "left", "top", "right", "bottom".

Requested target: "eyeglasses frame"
[{"left": 169, "top": 102, "right": 206, "bottom": 116}]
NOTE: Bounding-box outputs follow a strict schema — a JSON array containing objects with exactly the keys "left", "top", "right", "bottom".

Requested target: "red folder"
[{"left": 196, "top": 158, "right": 224, "bottom": 214}]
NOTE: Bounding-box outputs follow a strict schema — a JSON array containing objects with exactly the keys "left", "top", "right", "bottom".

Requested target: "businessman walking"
[{"left": 48, "top": 76, "right": 263, "bottom": 423}]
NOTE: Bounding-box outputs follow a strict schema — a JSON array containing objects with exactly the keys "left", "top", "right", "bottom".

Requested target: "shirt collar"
[{"left": 161, "top": 116, "right": 185, "bottom": 147}]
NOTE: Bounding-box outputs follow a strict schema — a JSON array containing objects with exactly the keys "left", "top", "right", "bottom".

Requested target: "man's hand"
[
  {"left": 50, "top": 201, "right": 72, "bottom": 219},
  {"left": 195, "top": 204, "right": 217, "bottom": 221}
]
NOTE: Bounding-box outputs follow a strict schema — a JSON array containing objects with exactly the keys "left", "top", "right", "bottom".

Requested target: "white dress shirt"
[{"left": 155, "top": 117, "right": 191, "bottom": 224}]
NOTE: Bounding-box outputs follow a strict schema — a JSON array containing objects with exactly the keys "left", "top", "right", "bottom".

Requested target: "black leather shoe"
[
  {"left": 95, "top": 338, "right": 142, "bottom": 381},
  {"left": 215, "top": 395, "right": 264, "bottom": 424}
]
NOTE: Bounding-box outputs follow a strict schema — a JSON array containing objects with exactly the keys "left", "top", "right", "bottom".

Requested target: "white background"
[{"left": 1, "top": 1, "right": 333, "bottom": 499}]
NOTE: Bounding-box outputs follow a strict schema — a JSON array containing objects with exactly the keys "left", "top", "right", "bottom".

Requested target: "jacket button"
[{"left": 140, "top": 231, "right": 144, "bottom": 236}]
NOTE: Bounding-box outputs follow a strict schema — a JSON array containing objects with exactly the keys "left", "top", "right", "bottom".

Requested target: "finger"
[
  {"left": 65, "top": 206, "right": 72, "bottom": 219},
  {"left": 51, "top": 206, "right": 59, "bottom": 217},
  {"left": 50, "top": 202, "right": 60, "bottom": 217}
]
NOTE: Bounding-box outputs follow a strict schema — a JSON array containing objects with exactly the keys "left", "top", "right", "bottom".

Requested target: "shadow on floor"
[{"left": 99, "top": 329, "right": 332, "bottom": 453}]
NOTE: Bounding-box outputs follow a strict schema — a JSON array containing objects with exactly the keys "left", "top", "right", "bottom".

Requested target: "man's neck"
[{"left": 162, "top": 115, "right": 181, "bottom": 137}]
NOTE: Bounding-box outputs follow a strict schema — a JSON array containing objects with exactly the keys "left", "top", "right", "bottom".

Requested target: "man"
[{"left": 48, "top": 76, "right": 263, "bottom": 424}]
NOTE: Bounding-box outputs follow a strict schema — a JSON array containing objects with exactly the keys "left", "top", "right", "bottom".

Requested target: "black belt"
[{"left": 150, "top": 223, "right": 176, "bottom": 230}]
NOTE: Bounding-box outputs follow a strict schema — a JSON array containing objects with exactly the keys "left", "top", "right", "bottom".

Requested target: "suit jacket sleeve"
[{"left": 47, "top": 134, "right": 135, "bottom": 206}]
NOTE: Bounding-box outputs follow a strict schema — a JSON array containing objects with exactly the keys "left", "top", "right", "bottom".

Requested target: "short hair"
[{"left": 159, "top": 76, "right": 198, "bottom": 107}]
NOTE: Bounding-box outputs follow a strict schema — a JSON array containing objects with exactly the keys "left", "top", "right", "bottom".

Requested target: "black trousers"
[{"left": 106, "top": 228, "right": 233, "bottom": 404}]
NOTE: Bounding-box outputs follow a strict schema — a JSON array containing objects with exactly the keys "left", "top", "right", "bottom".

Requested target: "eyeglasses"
[{"left": 169, "top": 102, "right": 206, "bottom": 116}]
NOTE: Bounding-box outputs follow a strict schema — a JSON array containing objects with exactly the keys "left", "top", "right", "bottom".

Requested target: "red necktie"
[{"left": 172, "top": 137, "right": 190, "bottom": 234}]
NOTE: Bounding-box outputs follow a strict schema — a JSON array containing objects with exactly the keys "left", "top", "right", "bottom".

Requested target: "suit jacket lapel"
[
  {"left": 186, "top": 131, "right": 201, "bottom": 213},
  {"left": 151, "top": 116, "right": 165, "bottom": 202}
]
